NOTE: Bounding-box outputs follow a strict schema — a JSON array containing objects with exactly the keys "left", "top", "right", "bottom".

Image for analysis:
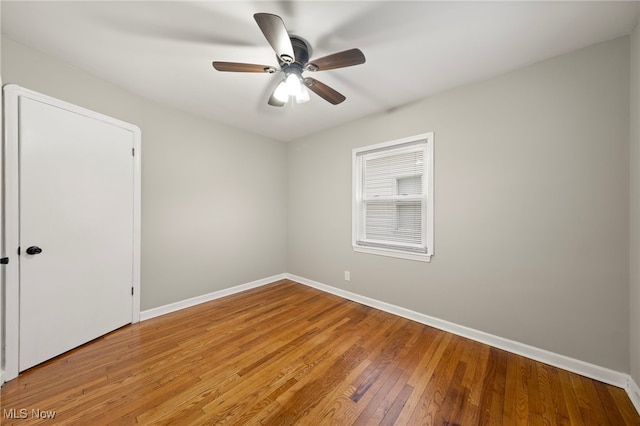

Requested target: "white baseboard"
[
  {"left": 139, "top": 273, "right": 287, "bottom": 321},
  {"left": 286, "top": 273, "right": 631, "bottom": 392},
  {"left": 628, "top": 376, "right": 640, "bottom": 414}
]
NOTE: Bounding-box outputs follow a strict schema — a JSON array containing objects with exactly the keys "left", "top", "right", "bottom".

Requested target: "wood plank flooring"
[{"left": 1, "top": 279, "right": 639, "bottom": 425}]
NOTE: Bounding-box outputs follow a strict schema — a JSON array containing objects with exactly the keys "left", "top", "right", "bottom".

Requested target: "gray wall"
[
  {"left": 287, "top": 37, "right": 631, "bottom": 372},
  {"left": 1, "top": 38, "right": 288, "bottom": 311},
  {"left": 1, "top": 32, "right": 636, "bottom": 375},
  {"left": 631, "top": 22, "right": 640, "bottom": 383}
]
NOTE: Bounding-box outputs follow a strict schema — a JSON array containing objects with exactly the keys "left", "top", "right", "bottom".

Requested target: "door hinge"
[
  {"left": 17, "top": 246, "right": 20, "bottom": 255},
  {"left": 132, "top": 147, "right": 135, "bottom": 157},
  {"left": 131, "top": 287, "right": 134, "bottom": 296}
]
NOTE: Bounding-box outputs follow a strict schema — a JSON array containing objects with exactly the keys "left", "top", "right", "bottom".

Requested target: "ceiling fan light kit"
[
  {"left": 273, "top": 72, "right": 310, "bottom": 104},
  {"left": 212, "top": 13, "right": 366, "bottom": 107}
]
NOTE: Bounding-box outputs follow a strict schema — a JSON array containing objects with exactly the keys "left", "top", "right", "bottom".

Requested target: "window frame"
[{"left": 352, "top": 132, "right": 434, "bottom": 262}]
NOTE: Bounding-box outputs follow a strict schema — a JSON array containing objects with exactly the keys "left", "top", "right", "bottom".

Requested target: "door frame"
[{"left": 2, "top": 85, "right": 141, "bottom": 382}]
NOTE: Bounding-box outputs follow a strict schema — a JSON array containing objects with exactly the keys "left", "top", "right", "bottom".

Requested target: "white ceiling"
[{"left": 2, "top": 1, "right": 639, "bottom": 142}]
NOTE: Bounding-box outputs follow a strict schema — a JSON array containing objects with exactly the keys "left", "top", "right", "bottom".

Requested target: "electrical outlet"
[{"left": 344, "top": 271, "right": 351, "bottom": 281}]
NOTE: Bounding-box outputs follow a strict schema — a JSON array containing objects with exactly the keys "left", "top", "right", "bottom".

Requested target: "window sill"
[{"left": 353, "top": 245, "right": 432, "bottom": 262}]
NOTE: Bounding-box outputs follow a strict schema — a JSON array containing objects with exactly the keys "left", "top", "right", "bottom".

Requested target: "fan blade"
[
  {"left": 254, "top": 13, "right": 295, "bottom": 64},
  {"left": 303, "top": 77, "right": 346, "bottom": 105},
  {"left": 212, "top": 62, "right": 277, "bottom": 73},
  {"left": 307, "top": 48, "right": 365, "bottom": 71}
]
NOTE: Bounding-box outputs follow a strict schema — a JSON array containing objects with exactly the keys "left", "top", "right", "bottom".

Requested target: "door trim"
[{"left": 2, "top": 84, "right": 141, "bottom": 382}]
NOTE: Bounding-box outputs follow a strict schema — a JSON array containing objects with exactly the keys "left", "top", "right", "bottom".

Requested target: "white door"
[{"left": 17, "top": 95, "right": 136, "bottom": 371}]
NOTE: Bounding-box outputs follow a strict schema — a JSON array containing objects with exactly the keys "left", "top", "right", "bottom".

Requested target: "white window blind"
[{"left": 353, "top": 133, "right": 433, "bottom": 262}]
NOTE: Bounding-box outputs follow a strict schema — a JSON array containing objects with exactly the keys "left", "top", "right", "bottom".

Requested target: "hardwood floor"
[{"left": 1, "top": 279, "right": 638, "bottom": 425}]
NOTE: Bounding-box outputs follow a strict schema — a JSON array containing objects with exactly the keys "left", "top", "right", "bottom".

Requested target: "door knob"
[{"left": 26, "top": 246, "right": 42, "bottom": 255}]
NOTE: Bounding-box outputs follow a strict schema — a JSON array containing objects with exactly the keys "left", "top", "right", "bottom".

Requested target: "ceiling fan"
[{"left": 212, "top": 13, "right": 366, "bottom": 107}]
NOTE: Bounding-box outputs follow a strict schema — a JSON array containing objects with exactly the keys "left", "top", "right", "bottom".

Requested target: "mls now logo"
[
  {"left": 3, "top": 408, "right": 28, "bottom": 419},
  {"left": 3, "top": 408, "right": 56, "bottom": 419}
]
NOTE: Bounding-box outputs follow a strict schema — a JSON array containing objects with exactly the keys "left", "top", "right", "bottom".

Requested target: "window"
[{"left": 352, "top": 133, "right": 434, "bottom": 262}]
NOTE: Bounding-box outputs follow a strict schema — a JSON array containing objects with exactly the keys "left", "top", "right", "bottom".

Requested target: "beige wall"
[
  {"left": 1, "top": 38, "right": 288, "bottom": 310},
  {"left": 288, "top": 37, "right": 631, "bottom": 372},
  {"left": 631, "top": 22, "right": 640, "bottom": 383}
]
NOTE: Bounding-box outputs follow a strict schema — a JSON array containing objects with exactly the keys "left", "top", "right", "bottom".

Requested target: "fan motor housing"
[{"left": 279, "top": 36, "right": 311, "bottom": 73}]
